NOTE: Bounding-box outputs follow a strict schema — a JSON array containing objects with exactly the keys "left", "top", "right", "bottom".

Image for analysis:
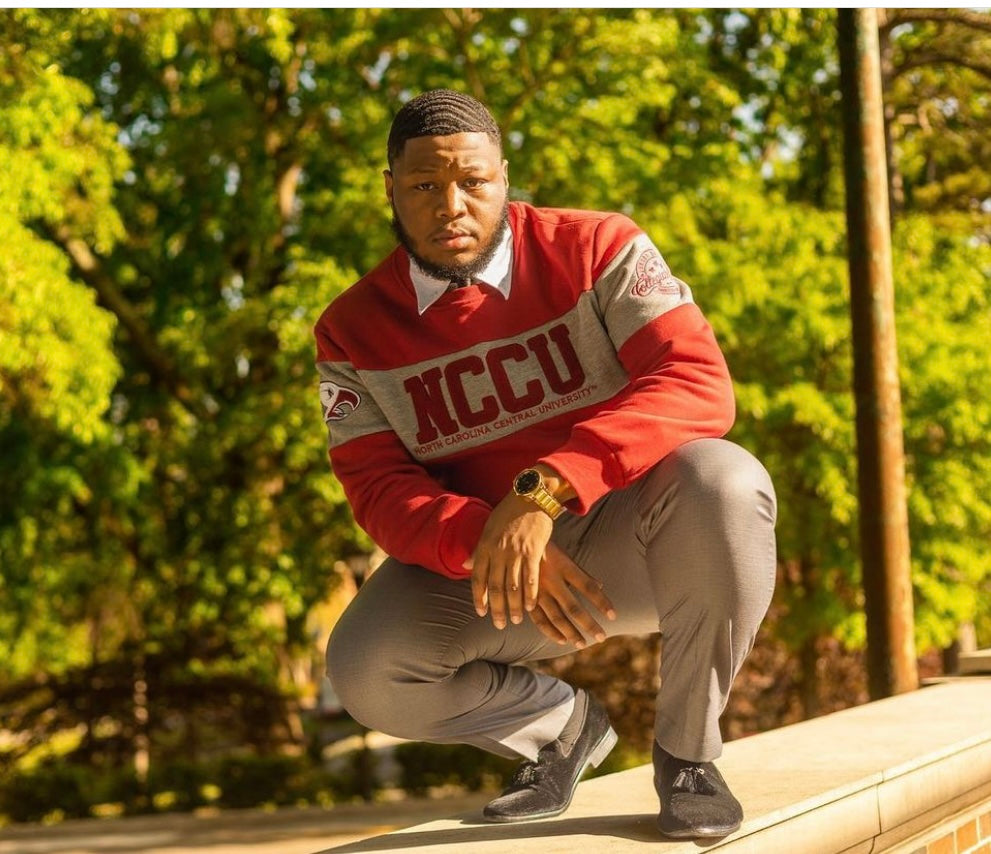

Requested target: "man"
[{"left": 319, "top": 89, "right": 776, "bottom": 840}]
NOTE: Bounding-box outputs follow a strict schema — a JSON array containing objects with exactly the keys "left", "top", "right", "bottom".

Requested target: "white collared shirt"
[{"left": 409, "top": 225, "right": 514, "bottom": 314}]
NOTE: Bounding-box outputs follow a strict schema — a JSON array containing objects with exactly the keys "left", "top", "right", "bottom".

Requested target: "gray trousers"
[{"left": 326, "top": 439, "right": 776, "bottom": 764}]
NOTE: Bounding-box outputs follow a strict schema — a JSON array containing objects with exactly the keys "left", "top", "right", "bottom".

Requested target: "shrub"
[
  {"left": 393, "top": 743, "right": 514, "bottom": 796},
  {"left": 0, "top": 763, "right": 89, "bottom": 822},
  {"left": 147, "top": 760, "right": 211, "bottom": 810},
  {"left": 214, "top": 754, "right": 305, "bottom": 808}
]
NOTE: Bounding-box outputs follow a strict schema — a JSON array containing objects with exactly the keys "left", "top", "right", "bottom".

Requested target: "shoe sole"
[
  {"left": 482, "top": 725, "right": 619, "bottom": 823},
  {"left": 658, "top": 820, "right": 742, "bottom": 839}
]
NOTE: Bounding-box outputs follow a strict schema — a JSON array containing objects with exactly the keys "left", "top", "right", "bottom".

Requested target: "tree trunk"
[{"left": 133, "top": 660, "right": 150, "bottom": 787}]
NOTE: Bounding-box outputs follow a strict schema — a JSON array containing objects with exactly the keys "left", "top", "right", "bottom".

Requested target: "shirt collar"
[{"left": 409, "top": 224, "right": 514, "bottom": 314}]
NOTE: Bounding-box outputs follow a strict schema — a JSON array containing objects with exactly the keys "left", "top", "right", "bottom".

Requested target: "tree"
[
  {"left": 0, "top": 9, "right": 128, "bottom": 678},
  {"left": 1, "top": 9, "right": 367, "bottom": 782},
  {"left": 879, "top": 8, "right": 991, "bottom": 221}
]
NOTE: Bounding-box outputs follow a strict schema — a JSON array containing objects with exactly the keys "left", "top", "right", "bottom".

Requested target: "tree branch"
[
  {"left": 892, "top": 52, "right": 991, "bottom": 83},
  {"left": 442, "top": 8, "right": 487, "bottom": 102},
  {"left": 501, "top": 12, "right": 578, "bottom": 131},
  {"left": 48, "top": 225, "right": 209, "bottom": 421},
  {"left": 276, "top": 162, "right": 303, "bottom": 226},
  {"left": 881, "top": 8, "right": 991, "bottom": 36}
]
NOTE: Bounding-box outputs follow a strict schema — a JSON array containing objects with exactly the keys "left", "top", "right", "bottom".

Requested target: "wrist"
[
  {"left": 531, "top": 464, "right": 576, "bottom": 503},
  {"left": 513, "top": 465, "right": 572, "bottom": 520}
]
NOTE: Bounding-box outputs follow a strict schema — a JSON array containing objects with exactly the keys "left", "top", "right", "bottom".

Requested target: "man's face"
[{"left": 385, "top": 132, "right": 509, "bottom": 282}]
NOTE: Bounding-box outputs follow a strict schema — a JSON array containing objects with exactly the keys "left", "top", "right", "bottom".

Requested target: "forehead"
[{"left": 393, "top": 132, "right": 502, "bottom": 174}]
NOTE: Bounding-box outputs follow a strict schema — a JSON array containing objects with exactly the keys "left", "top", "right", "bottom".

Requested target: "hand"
[
  {"left": 528, "top": 542, "right": 617, "bottom": 649},
  {"left": 466, "top": 492, "right": 552, "bottom": 629}
]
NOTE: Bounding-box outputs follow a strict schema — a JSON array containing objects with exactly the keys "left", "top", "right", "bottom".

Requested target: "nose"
[{"left": 437, "top": 183, "right": 467, "bottom": 219}]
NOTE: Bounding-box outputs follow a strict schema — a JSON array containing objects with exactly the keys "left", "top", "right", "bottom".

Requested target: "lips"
[{"left": 434, "top": 229, "right": 473, "bottom": 250}]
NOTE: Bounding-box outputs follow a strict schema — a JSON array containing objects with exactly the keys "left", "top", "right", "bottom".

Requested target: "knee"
[
  {"left": 325, "top": 620, "right": 357, "bottom": 698},
  {"left": 325, "top": 618, "right": 392, "bottom": 729},
  {"left": 670, "top": 439, "right": 776, "bottom": 525},
  {"left": 326, "top": 617, "right": 444, "bottom": 739}
]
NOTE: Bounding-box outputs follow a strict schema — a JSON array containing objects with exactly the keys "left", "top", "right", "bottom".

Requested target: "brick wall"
[{"left": 901, "top": 801, "right": 991, "bottom": 854}]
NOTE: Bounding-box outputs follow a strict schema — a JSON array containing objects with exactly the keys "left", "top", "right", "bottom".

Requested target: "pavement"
[{"left": 0, "top": 793, "right": 491, "bottom": 854}]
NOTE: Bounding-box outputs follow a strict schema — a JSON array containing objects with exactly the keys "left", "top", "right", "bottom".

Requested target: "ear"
[
  {"left": 384, "top": 169, "right": 394, "bottom": 205},
  {"left": 502, "top": 159, "right": 509, "bottom": 187}
]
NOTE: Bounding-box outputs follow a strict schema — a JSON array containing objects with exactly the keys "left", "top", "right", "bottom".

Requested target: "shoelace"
[{"left": 671, "top": 764, "right": 717, "bottom": 795}]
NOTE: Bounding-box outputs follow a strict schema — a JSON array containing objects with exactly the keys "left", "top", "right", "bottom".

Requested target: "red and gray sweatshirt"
[{"left": 314, "top": 202, "right": 735, "bottom": 579}]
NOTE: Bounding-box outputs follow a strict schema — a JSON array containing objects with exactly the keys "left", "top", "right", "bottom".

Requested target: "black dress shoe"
[
  {"left": 482, "top": 689, "right": 617, "bottom": 822},
  {"left": 654, "top": 742, "right": 743, "bottom": 838}
]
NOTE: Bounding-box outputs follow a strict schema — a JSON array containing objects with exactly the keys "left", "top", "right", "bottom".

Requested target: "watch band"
[
  {"left": 529, "top": 486, "right": 566, "bottom": 520},
  {"left": 513, "top": 468, "right": 567, "bottom": 520}
]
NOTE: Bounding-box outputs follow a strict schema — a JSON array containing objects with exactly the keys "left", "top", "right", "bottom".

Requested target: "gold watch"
[{"left": 513, "top": 468, "right": 566, "bottom": 520}]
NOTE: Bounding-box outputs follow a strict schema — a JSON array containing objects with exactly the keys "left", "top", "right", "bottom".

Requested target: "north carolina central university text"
[{"left": 412, "top": 386, "right": 595, "bottom": 456}]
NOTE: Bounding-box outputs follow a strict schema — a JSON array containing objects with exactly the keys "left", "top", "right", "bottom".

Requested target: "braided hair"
[{"left": 387, "top": 89, "right": 501, "bottom": 166}]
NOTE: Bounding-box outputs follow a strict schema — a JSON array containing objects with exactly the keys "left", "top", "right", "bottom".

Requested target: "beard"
[{"left": 391, "top": 200, "right": 510, "bottom": 286}]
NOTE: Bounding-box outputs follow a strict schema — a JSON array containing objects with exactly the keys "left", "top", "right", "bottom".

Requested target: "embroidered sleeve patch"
[
  {"left": 631, "top": 248, "right": 682, "bottom": 297},
  {"left": 320, "top": 380, "right": 362, "bottom": 422}
]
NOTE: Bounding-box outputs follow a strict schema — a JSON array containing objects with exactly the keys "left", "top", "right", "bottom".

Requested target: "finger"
[
  {"left": 471, "top": 555, "right": 490, "bottom": 617},
  {"left": 523, "top": 552, "right": 541, "bottom": 612},
  {"left": 563, "top": 565, "right": 617, "bottom": 621},
  {"left": 529, "top": 604, "right": 569, "bottom": 645},
  {"left": 487, "top": 564, "right": 509, "bottom": 629},
  {"left": 507, "top": 558, "right": 525, "bottom": 625},
  {"left": 551, "top": 585, "right": 608, "bottom": 644},
  {"left": 536, "top": 594, "right": 589, "bottom": 649},
  {"left": 584, "top": 578, "right": 617, "bottom": 621}
]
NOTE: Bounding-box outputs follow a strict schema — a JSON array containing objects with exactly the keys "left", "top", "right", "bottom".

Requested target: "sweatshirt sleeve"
[
  {"left": 316, "top": 330, "right": 490, "bottom": 579},
  {"left": 539, "top": 225, "right": 735, "bottom": 513}
]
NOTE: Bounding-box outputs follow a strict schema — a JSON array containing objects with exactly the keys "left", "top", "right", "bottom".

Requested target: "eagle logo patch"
[{"left": 320, "top": 381, "right": 361, "bottom": 422}]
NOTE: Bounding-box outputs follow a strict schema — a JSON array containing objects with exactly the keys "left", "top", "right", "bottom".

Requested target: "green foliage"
[
  {"left": 213, "top": 755, "right": 310, "bottom": 808},
  {"left": 0, "top": 12, "right": 123, "bottom": 439},
  {"left": 0, "top": 763, "right": 93, "bottom": 823},
  {"left": 0, "top": 754, "right": 344, "bottom": 822},
  {"left": 393, "top": 742, "right": 514, "bottom": 796},
  {"left": 882, "top": 10, "right": 991, "bottom": 217},
  {"left": 894, "top": 215, "right": 991, "bottom": 648},
  {"left": 0, "top": 221, "right": 119, "bottom": 441},
  {"left": 1, "top": 9, "right": 367, "bottom": 690},
  {"left": 0, "top": 12, "right": 130, "bottom": 682}
]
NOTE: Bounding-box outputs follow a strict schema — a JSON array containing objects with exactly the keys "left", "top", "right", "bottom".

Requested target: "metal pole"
[{"left": 837, "top": 8, "right": 918, "bottom": 699}]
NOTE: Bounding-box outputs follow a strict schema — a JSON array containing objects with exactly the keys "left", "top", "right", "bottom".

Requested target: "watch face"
[{"left": 514, "top": 469, "right": 541, "bottom": 495}]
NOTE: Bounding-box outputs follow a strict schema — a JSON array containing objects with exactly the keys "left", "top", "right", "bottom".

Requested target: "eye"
[
  {"left": 462, "top": 178, "right": 486, "bottom": 189},
  {"left": 414, "top": 182, "right": 436, "bottom": 191}
]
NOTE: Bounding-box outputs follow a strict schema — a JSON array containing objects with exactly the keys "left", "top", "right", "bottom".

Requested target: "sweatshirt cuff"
[
  {"left": 438, "top": 499, "right": 491, "bottom": 579},
  {"left": 539, "top": 432, "right": 621, "bottom": 515}
]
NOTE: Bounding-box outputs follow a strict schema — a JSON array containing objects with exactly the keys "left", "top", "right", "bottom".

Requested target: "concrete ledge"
[
  {"left": 321, "top": 678, "right": 991, "bottom": 853},
  {"left": 959, "top": 647, "right": 991, "bottom": 676}
]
